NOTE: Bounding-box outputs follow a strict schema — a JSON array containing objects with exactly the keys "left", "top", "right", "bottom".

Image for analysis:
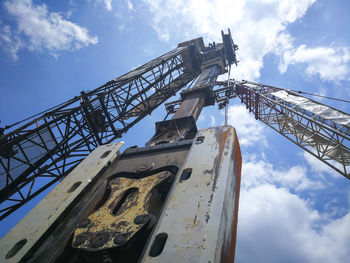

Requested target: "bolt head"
[
  {"left": 134, "top": 214, "right": 150, "bottom": 225},
  {"left": 90, "top": 232, "right": 110, "bottom": 248},
  {"left": 113, "top": 233, "right": 129, "bottom": 245}
]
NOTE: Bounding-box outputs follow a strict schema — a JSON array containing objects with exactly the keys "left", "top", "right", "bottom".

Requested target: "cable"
[
  {"left": 291, "top": 90, "right": 350, "bottom": 104},
  {"left": 224, "top": 65, "right": 231, "bottom": 125}
]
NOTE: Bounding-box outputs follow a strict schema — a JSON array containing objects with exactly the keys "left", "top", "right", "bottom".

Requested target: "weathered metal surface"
[
  {"left": 148, "top": 117, "right": 197, "bottom": 146},
  {"left": 0, "top": 142, "right": 124, "bottom": 263},
  {"left": 149, "top": 65, "right": 221, "bottom": 146},
  {"left": 141, "top": 126, "right": 242, "bottom": 263},
  {"left": 271, "top": 89, "right": 350, "bottom": 127},
  {"left": 72, "top": 171, "right": 171, "bottom": 251},
  {"left": 172, "top": 92, "right": 207, "bottom": 121},
  {"left": 178, "top": 65, "right": 221, "bottom": 110},
  {"left": 221, "top": 29, "right": 239, "bottom": 66},
  {"left": 17, "top": 144, "right": 190, "bottom": 262}
]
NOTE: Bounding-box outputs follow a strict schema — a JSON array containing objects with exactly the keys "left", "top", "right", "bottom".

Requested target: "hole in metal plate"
[
  {"left": 5, "top": 239, "right": 27, "bottom": 259},
  {"left": 112, "top": 187, "right": 138, "bottom": 215},
  {"left": 180, "top": 168, "right": 192, "bottom": 182},
  {"left": 149, "top": 233, "right": 168, "bottom": 257},
  {"left": 67, "top": 181, "right": 82, "bottom": 193},
  {"left": 100, "top": 150, "right": 111, "bottom": 159}
]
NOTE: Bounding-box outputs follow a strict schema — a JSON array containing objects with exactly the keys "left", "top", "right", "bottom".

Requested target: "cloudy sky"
[{"left": 0, "top": 0, "right": 350, "bottom": 262}]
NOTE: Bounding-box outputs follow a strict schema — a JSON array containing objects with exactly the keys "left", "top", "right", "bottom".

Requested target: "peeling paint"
[{"left": 72, "top": 171, "right": 171, "bottom": 251}]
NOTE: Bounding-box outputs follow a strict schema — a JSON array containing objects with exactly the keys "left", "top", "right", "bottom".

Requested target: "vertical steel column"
[{"left": 148, "top": 65, "right": 221, "bottom": 145}]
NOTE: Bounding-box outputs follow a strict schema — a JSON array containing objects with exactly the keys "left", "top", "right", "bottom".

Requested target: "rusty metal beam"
[{"left": 148, "top": 65, "right": 221, "bottom": 145}]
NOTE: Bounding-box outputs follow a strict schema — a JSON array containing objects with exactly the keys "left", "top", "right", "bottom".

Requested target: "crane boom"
[
  {"left": 0, "top": 43, "right": 202, "bottom": 219},
  {"left": 215, "top": 80, "right": 350, "bottom": 179},
  {"left": 0, "top": 30, "right": 241, "bottom": 263}
]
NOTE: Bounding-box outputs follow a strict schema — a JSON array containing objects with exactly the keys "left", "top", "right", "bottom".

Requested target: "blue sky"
[{"left": 0, "top": 0, "right": 350, "bottom": 262}]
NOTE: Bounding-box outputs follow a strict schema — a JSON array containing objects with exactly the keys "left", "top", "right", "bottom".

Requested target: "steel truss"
[
  {"left": 216, "top": 80, "right": 350, "bottom": 179},
  {"left": 0, "top": 46, "right": 197, "bottom": 219}
]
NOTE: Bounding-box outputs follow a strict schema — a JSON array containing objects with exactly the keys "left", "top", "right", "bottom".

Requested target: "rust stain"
[
  {"left": 205, "top": 212, "right": 210, "bottom": 223},
  {"left": 212, "top": 128, "right": 229, "bottom": 194},
  {"left": 220, "top": 129, "right": 242, "bottom": 263},
  {"left": 193, "top": 215, "right": 197, "bottom": 225},
  {"left": 208, "top": 192, "right": 214, "bottom": 206},
  {"left": 203, "top": 168, "right": 213, "bottom": 175}
]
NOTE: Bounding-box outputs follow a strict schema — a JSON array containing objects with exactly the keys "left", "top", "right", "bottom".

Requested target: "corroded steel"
[
  {"left": 149, "top": 65, "right": 222, "bottom": 145},
  {"left": 72, "top": 171, "right": 171, "bottom": 251}
]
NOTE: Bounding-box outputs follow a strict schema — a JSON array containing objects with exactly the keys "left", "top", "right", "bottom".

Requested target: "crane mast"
[{"left": 0, "top": 29, "right": 349, "bottom": 263}]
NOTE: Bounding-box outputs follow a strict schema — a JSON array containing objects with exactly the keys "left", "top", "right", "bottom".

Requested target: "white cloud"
[
  {"left": 0, "top": 24, "right": 23, "bottom": 60},
  {"left": 143, "top": 0, "right": 315, "bottom": 80},
  {"left": 237, "top": 182, "right": 350, "bottom": 263},
  {"left": 279, "top": 45, "right": 350, "bottom": 82},
  {"left": 118, "top": 24, "right": 125, "bottom": 31},
  {"left": 243, "top": 156, "right": 324, "bottom": 191},
  {"left": 227, "top": 105, "right": 267, "bottom": 147},
  {"left": 104, "top": 0, "right": 112, "bottom": 11},
  {"left": 127, "top": 0, "right": 133, "bottom": 11},
  {"left": 303, "top": 152, "right": 341, "bottom": 178},
  {"left": 1, "top": 0, "right": 98, "bottom": 59},
  {"left": 233, "top": 119, "right": 349, "bottom": 262},
  {"left": 210, "top": 115, "right": 216, "bottom": 126},
  {"left": 143, "top": 0, "right": 350, "bottom": 85},
  {"left": 236, "top": 152, "right": 348, "bottom": 263}
]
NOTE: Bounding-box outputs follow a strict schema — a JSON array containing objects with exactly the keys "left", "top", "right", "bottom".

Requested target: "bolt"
[
  {"left": 90, "top": 232, "right": 110, "bottom": 248},
  {"left": 73, "top": 233, "right": 89, "bottom": 247},
  {"left": 113, "top": 233, "right": 129, "bottom": 245},
  {"left": 134, "top": 214, "right": 150, "bottom": 225},
  {"left": 77, "top": 218, "right": 91, "bottom": 228},
  {"left": 110, "top": 178, "right": 120, "bottom": 185}
]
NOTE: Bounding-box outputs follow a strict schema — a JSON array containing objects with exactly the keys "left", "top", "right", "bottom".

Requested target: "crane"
[{"left": 0, "top": 29, "right": 349, "bottom": 262}]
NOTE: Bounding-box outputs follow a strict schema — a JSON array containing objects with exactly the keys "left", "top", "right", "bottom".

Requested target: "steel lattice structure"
[
  {"left": 1, "top": 30, "right": 349, "bottom": 223},
  {"left": 215, "top": 80, "right": 350, "bottom": 179},
  {"left": 0, "top": 45, "right": 198, "bottom": 220}
]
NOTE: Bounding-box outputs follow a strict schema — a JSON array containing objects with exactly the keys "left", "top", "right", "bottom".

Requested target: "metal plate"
[
  {"left": 141, "top": 126, "right": 242, "bottom": 263},
  {"left": 23, "top": 141, "right": 191, "bottom": 262},
  {"left": 0, "top": 142, "right": 124, "bottom": 263},
  {"left": 72, "top": 171, "right": 171, "bottom": 251}
]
